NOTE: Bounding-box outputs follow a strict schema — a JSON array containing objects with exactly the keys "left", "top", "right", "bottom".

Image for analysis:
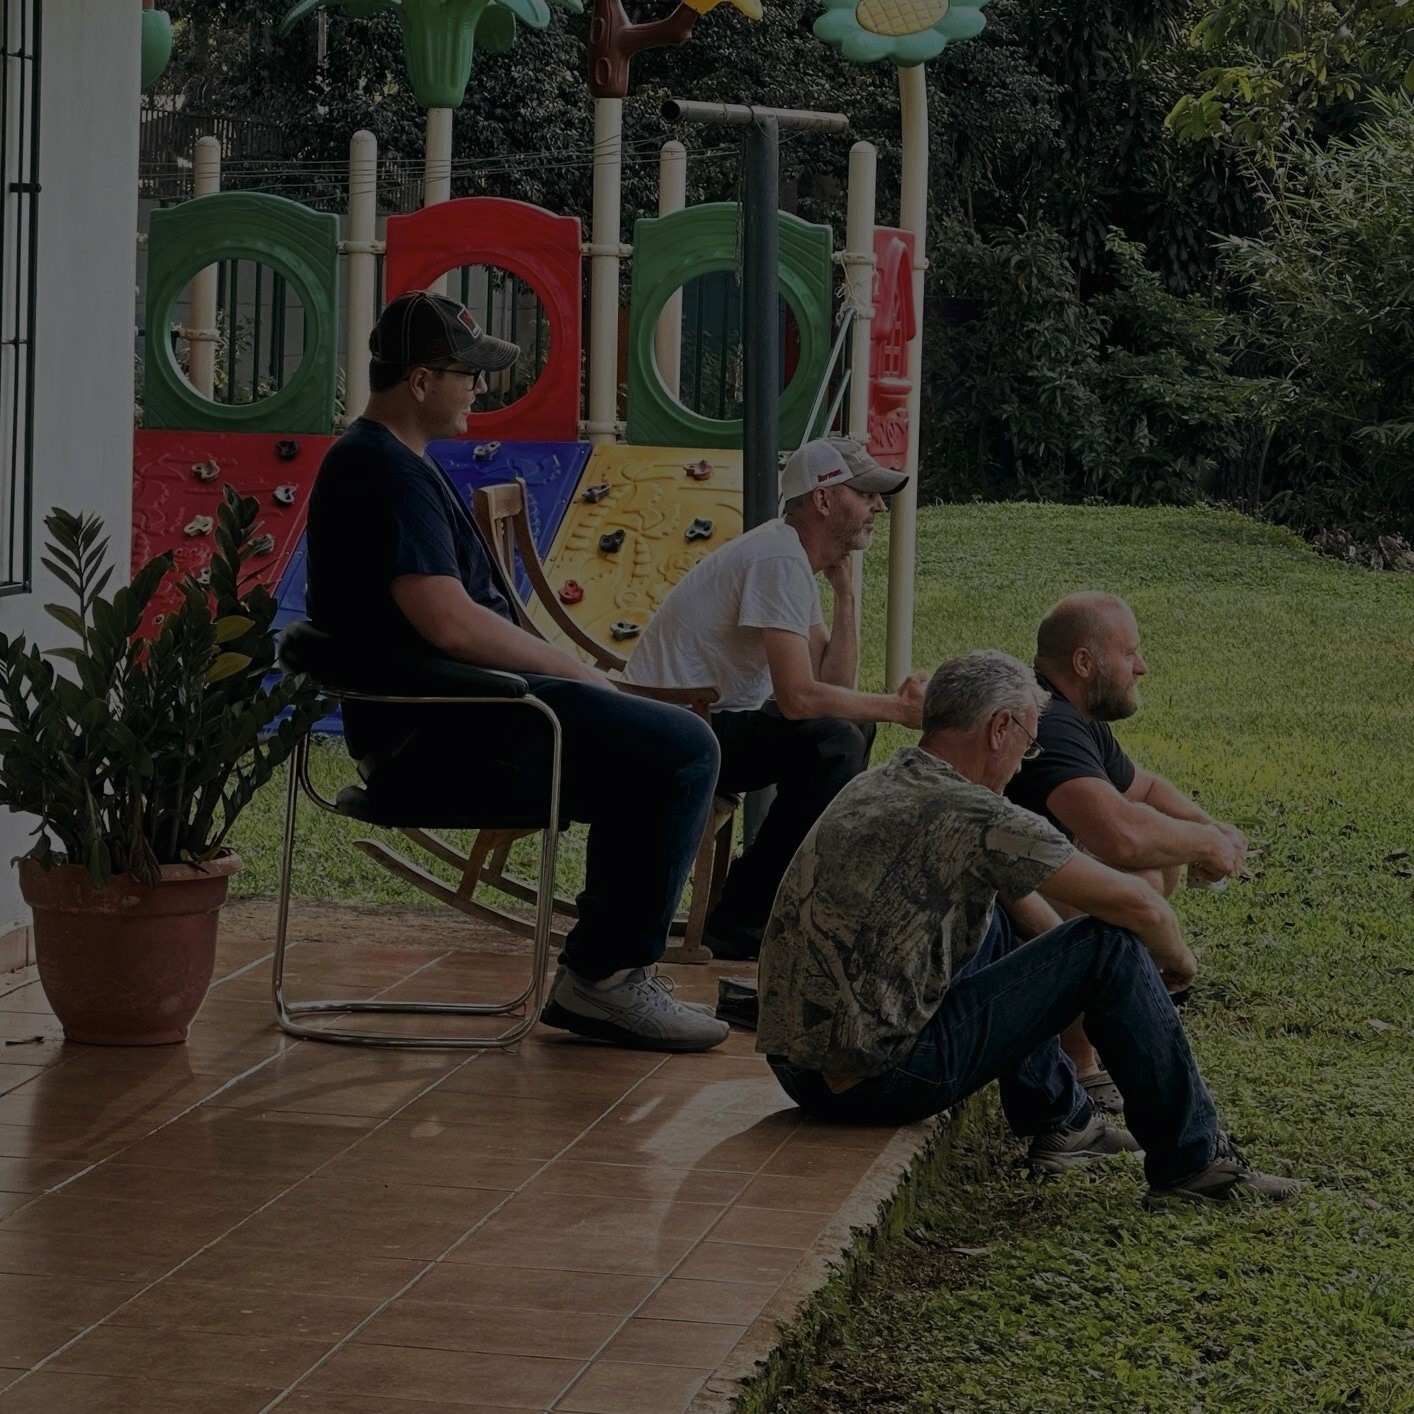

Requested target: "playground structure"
[{"left": 134, "top": 0, "right": 994, "bottom": 677}]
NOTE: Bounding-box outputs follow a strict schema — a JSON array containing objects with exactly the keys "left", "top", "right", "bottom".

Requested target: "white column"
[
  {"left": 187, "top": 135, "right": 221, "bottom": 399},
  {"left": 654, "top": 139, "right": 687, "bottom": 400},
  {"left": 423, "top": 107, "right": 453, "bottom": 297},
  {"left": 886, "top": 64, "right": 928, "bottom": 689},
  {"left": 344, "top": 130, "right": 378, "bottom": 425},
  {"left": 585, "top": 97, "right": 624, "bottom": 443}
]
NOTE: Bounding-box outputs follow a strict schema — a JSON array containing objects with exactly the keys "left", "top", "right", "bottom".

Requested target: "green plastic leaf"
[
  {"left": 43, "top": 604, "right": 86, "bottom": 638},
  {"left": 214, "top": 615, "right": 256, "bottom": 644},
  {"left": 479, "top": 4, "right": 517, "bottom": 51},
  {"left": 206, "top": 652, "right": 252, "bottom": 684}
]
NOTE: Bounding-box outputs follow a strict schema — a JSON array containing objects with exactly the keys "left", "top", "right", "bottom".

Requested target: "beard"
[{"left": 1087, "top": 657, "right": 1140, "bottom": 722}]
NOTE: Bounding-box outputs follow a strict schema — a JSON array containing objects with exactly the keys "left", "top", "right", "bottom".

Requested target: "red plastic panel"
[
  {"left": 131, "top": 430, "right": 333, "bottom": 638},
  {"left": 868, "top": 229, "right": 917, "bottom": 471},
  {"left": 384, "top": 198, "right": 582, "bottom": 442}
]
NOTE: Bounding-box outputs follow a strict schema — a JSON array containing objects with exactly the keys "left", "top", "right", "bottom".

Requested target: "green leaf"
[
  {"left": 43, "top": 604, "right": 87, "bottom": 638},
  {"left": 206, "top": 652, "right": 252, "bottom": 684},
  {"left": 214, "top": 615, "right": 256, "bottom": 644}
]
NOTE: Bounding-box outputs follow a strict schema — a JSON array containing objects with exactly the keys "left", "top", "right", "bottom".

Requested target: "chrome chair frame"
[{"left": 271, "top": 680, "right": 562, "bottom": 1050}]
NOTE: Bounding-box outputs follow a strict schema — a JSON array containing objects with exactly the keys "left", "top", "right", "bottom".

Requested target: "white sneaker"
[
  {"left": 548, "top": 965, "right": 716, "bottom": 1017},
  {"left": 541, "top": 965, "right": 729, "bottom": 1052}
]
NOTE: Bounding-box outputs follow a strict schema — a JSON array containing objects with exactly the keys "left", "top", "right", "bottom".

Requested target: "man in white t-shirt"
[{"left": 624, "top": 437, "right": 929, "bottom": 959}]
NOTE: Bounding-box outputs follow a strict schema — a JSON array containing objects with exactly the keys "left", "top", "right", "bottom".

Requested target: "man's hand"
[
  {"left": 894, "top": 670, "right": 928, "bottom": 729},
  {"left": 1151, "top": 935, "right": 1198, "bottom": 993},
  {"left": 1199, "top": 823, "right": 1246, "bottom": 877},
  {"left": 822, "top": 554, "right": 855, "bottom": 600}
]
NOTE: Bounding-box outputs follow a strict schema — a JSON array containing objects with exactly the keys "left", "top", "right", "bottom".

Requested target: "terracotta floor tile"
[
  {"left": 671, "top": 1240, "right": 806, "bottom": 1286},
  {"left": 53, "top": 1159, "right": 294, "bottom": 1211},
  {"left": 2, "top": 1068, "right": 220, "bottom": 1112},
  {"left": 735, "top": 1170, "right": 862, "bottom": 1213},
  {"left": 282, "top": 1395, "right": 530, "bottom": 1414},
  {"left": 0, "top": 1270, "right": 142, "bottom": 1325},
  {"left": 176, "top": 1236, "right": 425, "bottom": 1300},
  {"left": 0, "top": 1194, "right": 29, "bottom": 1220},
  {"left": 355, "top": 1298, "right": 618, "bottom": 1360},
  {"left": 0, "top": 1122, "right": 135, "bottom": 1166},
  {"left": 652, "top": 1055, "right": 772, "bottom": 1084},
  {"left": 0, "top": 983, "right": 55, "bottom": 1016},
  {"left": 759, "top": 1139, "right": 882, "bottom": 1180},
  {"left": 564, "top": 1108, "right": 798, "bottom": 1173},
  {"left": 231, "top": 1176, "right": 502, "bottom": 1260},
  {"left": 323, "top": 1122, "right": 543, "bottom": 1192},
  {"left": 0, "top": 1153, "right": 87, "bottom": 1199},
  {"left": 110, "top": 1108, "right": 376, "bottom": 1177},
  {"left": 0, "top": 1195, "right": 245, "bottom": 1247},
  {"left": 448, "top": 1226, "right": 698, "bottom": 1279},
  {"left": 46, "top": 1324, "right": 330, "bottom": 1390},
  {"left": 206, "top": 1053, "right": 459, "bottom": 1119},
  {"left": 0, "top": 1227, "right": 204, "bottom": 1283},
  {"left": 556, "top": 1358, "right": 709, "bottom": 1414},
  {"left": 521, "top": 1160, "right": 750, "bottom": 1207},
  {"left": 635, "top": 1277, "right": 777, "bottom": 1326},
  {"left": 787, "top": 1118, "right": 900, "bottom": 1152},
  {"left": 297, "top": 1342, "right": 581, "bottom": 1408},
  {"left": 599, "top": 1316, "right": 745, "bottom": 1368},
  {"left": 0, "top": 1371, "right": 274, "bottom": 1413},
  {"left": 0, "top": 1314, "right": 87, "bottom": 1367},
  {"left": 407, "top": 1263, "right": 655, "bottom": 1316},
  {"left": 382, "top": 1111, "right": 579, "bottom": 1163},
  {"left": 104, "top": 1277, "right": 382, "bottom": 1342},
  {"left": 709, "top": 1205, "right": 832, "bottom": 1250},
  {"left": 0, "top": 1069, "right": 48, "bottom": 1096}
]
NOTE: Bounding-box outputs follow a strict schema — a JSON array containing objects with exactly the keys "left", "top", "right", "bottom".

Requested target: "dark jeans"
[
  {"left": 769, "top": 909, "right": 1218, "bottom": 1187},
  {"left": 709, "top": 705, "right": 875, "bottom": 930},
  {"left": 366, "top": 678, "right": 719, "bottom": 982}
]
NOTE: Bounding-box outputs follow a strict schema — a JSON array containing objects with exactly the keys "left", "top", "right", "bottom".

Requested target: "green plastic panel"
[
  {"left": 626, "top": 204, "right": 833, "bottom": 450},
  {"left": 144, "top": 193, "right": 339, "bottom": 434}
]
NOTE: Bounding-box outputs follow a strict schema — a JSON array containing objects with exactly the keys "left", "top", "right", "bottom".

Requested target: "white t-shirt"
[{"left": 622, "top": 519, "right": 823, "bottom": 712}]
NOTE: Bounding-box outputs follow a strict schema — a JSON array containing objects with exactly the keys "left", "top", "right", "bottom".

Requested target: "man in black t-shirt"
[
  {"left": 306, "top": 291, "right": 728, "bottom": 1053},
  {"left": 1005, "top": 592, "right": 1247, "bottom": 1105}
]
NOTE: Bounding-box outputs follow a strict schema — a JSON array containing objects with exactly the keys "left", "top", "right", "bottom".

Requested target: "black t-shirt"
[
  {"left": 1004, "top": 675, "right": 1136, "bottom": 838},
  {"left": 306, "top": 417, "right": 514, "bottom": 653},
  {"left": 305, "top": 418, "right": 518, "bottom": 757}
]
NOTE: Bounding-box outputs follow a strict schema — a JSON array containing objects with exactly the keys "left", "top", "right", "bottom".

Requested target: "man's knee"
[{"left": 798, "top": 716, "right": 874, "bottom": 775}]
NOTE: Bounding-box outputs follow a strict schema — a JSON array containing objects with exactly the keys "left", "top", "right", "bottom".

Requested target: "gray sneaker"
[
  {"left": 1028, "top": 1109, "right": 1142, "bottom": 1173},
  {"left": 1146, "top": 1136, "right": 1302, "bottom": 1207},
  {"left": 541, "top": 966, "right": 730, "bottom": 1052}
]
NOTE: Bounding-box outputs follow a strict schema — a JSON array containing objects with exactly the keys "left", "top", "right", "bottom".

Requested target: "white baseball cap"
[{"left": 779, "top": 437, "right": 908, "bottom": 502}]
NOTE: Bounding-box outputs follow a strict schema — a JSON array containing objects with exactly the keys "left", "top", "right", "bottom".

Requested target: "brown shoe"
[{"left": 1028, "top": 1109, "right": 1142, "bottom": 1173}]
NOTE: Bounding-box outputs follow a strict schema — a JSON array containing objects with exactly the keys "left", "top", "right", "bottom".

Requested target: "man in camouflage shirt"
[{"left": 757, "top": 650, "right": 1300, "bottom": 1205}]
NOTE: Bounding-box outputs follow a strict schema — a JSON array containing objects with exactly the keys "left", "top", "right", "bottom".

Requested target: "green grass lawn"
[{"left": 231, "top": 503, "right": 1414, "bottom": 1409}]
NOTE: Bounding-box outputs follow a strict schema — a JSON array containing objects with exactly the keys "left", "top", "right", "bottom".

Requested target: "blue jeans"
[
  {"left": 769, "top": 909, "right": 1218, "bottom": 1186},
  {"left": 520, "top": 677, "right": 720, "bottom": 982}
]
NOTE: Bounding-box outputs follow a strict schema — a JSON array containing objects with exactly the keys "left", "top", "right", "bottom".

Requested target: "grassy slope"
[
  {"left": 230, "top": 503, "right": 1414, "bottom": 1408},
  {"left": 776, "top": 505, "right": 1414, "bottom": 1413}
]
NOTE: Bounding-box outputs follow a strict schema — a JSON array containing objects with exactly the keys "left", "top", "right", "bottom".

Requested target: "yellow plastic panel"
[{"left": 535, "top": 444, "right": 744, "bottom": 655}]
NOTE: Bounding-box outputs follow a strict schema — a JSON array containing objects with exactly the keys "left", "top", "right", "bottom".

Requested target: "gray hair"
[{"left": 922, "top": 650, "right": 1049, "bottom": 735}]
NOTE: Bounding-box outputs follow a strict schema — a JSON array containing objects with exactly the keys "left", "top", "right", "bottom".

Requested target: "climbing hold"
[
  {"left": 273, "top": 484, "right": 297, "bottom": 507},
  {"left": 685, "top": 517, "right": 715, "bottom": 542},
  {"left": 598, "top": 529, "right": 626, "bottom": 554},
  {"left": 609, "top": 620, "right": 641, "bottom": 641},
  {"left": 248, "top": 533, "right": 276, "bottom": 556},
  {"left": 275, "top": 439, "right": 300, "bottom": 461},
  {"left": 183, "top": 515, "right": 213, "bottom": 537},
  {"left": 190, "top": 459, "right": 219, "bottom": 483},
  {"left": 194, "top": 565, "right": 212, "bottom": 586},
  {"left": 558, "top": 579, "right": 585, "bottom": 605},
  {"left": 472, "top": 442, "right": 501, "bottom": 460},
  {"left": 582, "top": 482, "right": 611, "bottom": 503},
  {"left": 683, "top": 458, "right": 713, "bottom": 481}
]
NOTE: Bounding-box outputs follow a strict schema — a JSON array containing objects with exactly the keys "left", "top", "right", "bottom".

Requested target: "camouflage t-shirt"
[{"left": 755, "top": 745, "right": 1075, "bottom": 1077}]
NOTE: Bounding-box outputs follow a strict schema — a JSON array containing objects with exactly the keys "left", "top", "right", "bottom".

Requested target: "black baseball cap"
[{"left": 370, "top": 290, "right": 520, "bottom": 372}]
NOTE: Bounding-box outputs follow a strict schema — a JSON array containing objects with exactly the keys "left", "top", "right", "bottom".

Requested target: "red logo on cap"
[
  {"left": 816, "top": 467, "right": 845, "bottom": 483},
  {"left": 458, "top": 308, "right": 480, "bottom": 336}
]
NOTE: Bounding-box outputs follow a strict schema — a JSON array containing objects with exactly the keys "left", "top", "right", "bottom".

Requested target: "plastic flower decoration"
[
  {"left": 813, "top": 0, "right": 989, "bottom": 67},
  {"left": 279, "top": 0, "right": 584, "bottom": 109},
  {"left": 680, "top": 0, "right": 765, "bottom": 20}
]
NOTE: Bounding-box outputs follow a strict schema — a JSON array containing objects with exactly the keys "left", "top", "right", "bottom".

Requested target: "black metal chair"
[{"left": 271, "top": 620, "right": 563, "bottom": 1049}]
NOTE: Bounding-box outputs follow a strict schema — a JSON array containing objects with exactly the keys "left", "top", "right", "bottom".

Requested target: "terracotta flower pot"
[{"left": 18, "top": 854, "right": 242, "bottom": 1046}]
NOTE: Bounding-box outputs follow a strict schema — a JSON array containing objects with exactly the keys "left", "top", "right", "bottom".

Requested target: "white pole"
[
  {"left": 843, "top": 140, "right": 878, "bottom": 685},
  {"left": 424, "top": 107, "right": 453, "bottom": 297},
  {"left": 886, "top": 65, "right": 928, "bottom": 689},
  {"left": 655, "top": 140, "right": 687, "bottom": 400},
  {"left": 344, "top": 130, "right": 378, "bottom": 425},
  {"left": 586, "top": 96, "right": 624, "bottom": 443},
  {"left": 188, "top": 136, "right": 221, "bottom": 399}
]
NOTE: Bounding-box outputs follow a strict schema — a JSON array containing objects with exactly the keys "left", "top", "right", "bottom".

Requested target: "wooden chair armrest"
[{"left": 616, "top": 681, "right": 720, "bottom": 721}]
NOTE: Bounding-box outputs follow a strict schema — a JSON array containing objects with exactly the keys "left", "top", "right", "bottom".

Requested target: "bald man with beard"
[{"left": 1005, "top": 592, "right": 1248, "bottom": 1110}]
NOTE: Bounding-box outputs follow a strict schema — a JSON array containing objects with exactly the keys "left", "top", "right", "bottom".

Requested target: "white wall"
[{"left": 0, "top": 2, "right": 139, "bottom": 932}]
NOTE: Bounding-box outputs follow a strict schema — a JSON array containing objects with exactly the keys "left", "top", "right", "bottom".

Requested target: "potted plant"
[{"left": 0, "top": 487, "right": 321, "bottom": 1044}]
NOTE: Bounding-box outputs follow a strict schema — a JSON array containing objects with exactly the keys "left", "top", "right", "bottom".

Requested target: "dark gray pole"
[{"left": 741, "top": 114, "right": 780, "bottom": 533}]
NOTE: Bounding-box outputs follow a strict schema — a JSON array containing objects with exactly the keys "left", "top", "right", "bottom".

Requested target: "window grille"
[{"left": 0, "top": 0, "right": 40, "bottom": 596}]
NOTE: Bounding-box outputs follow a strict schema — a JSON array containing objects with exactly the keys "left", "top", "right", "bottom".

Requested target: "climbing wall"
[{"left": 536, "top": 445, "right": 744, "bottom": 653}]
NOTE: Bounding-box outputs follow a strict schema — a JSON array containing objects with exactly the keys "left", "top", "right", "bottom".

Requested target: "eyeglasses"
[
  {"left": 422, "top": 365, "right": 488, "bottom": 394},
  {"left": 1011, "top": 715, "right": 1044, "bottom": 761}
]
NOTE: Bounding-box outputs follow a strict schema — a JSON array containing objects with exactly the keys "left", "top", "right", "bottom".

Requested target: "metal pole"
[
  {"left": 655, "top": 140, "right": 687, "bottom": 400},
  {"left": 424, "top": 107, "right": 452, "bottom": 297},
  {"left": 344, "top": 130, "right": 378, "bottom": 424},
  {"left": 188, "top": 136, "right": 221, "bottom": 399},
  {"left": 741, "top": 113, "right": 779, "bottom": 534},
  {"left": 585, "top": 96, "right": 625, "bottom": 443},
  {"left": 887, "top": 65, "right": 928, "bottom": 689}
]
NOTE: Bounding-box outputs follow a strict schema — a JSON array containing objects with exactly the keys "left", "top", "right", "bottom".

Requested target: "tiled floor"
[{"left": 0, "top": 900, "right": 935, "bottom": 1413}]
